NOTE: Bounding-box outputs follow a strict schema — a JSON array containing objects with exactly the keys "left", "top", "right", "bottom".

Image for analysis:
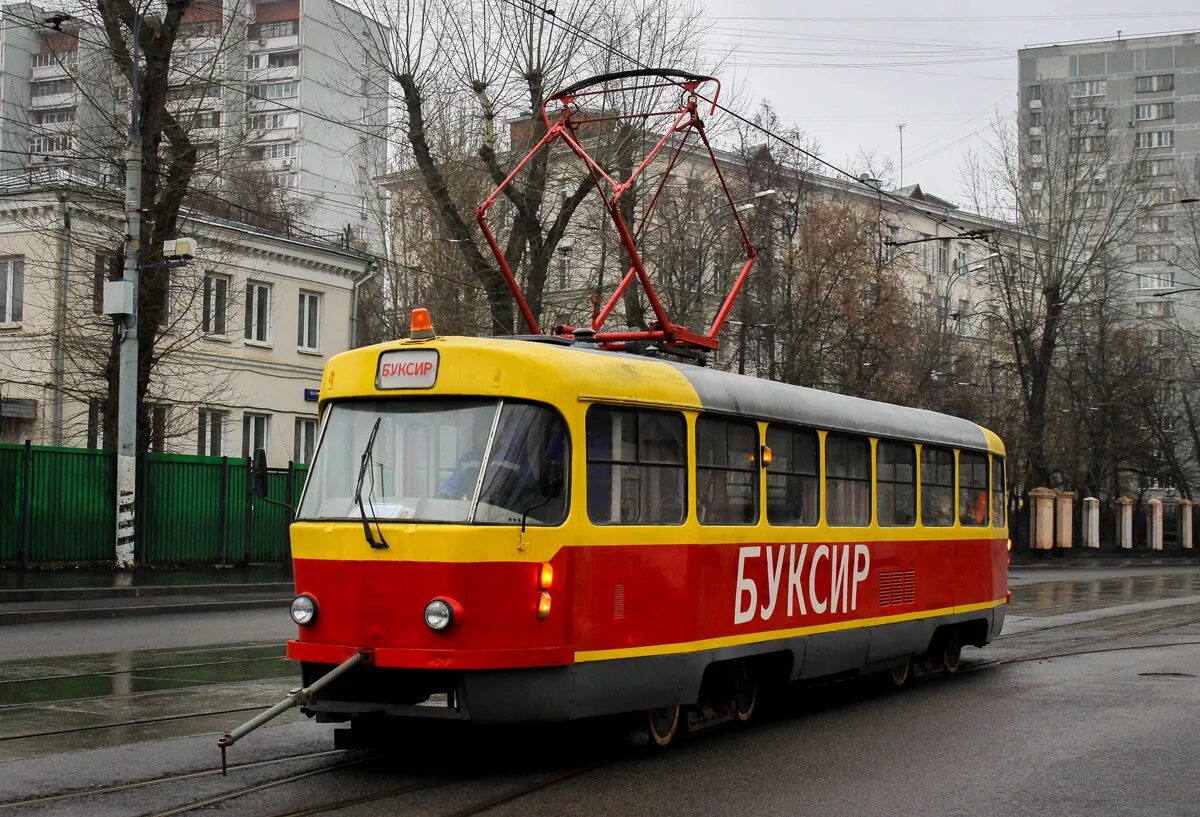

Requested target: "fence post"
[
  {"left": 1029, "top": 487, "right": 1056, "bottom": 550},
  {"left": 1082, "top": 497, "right": 1100, "bottom": 548},
  {"left": 218, "top": 456, "right": 229, "bottom": 566},
  {"left": 1055, "top": 491, "right": 1075, "bottom": 548},
  {"left": 1147, "top": 498, "right": 1163, "bottom": 551},
  {"left": 283, "top": 460, "right": 295, "bottom": 561},
  {"left": 243, "top": 458, "right": 253, "bottom": 565},
  {"left": 1180, "top": 499, "right": 1193, "bottom": 550},
  {"left": 19, "top": 440, "right": 32, "bottom": 568},
  {"left": 1116, "top": 497, "right": 1134, "bottom": 549}
]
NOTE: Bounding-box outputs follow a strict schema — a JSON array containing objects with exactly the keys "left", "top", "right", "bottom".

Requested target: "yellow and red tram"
[{"left": 286, "top": 323, "right": 1009, "bottom": 743}]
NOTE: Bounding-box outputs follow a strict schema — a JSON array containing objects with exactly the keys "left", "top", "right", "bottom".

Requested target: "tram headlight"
[
  {"left": 424, "top": 598, "right": 454, "bottom": 631},
  {"left": 290, "top": 594, "right": 317, "bottom": 626}
]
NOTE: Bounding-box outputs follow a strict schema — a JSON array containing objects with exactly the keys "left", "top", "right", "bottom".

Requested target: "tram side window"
[
  {"left": 877, "top": 441, "right": 916, "bottom": 526},
  {"left": 697, "top": 415, "right": 759, "bottom": 525},
  {"left": 992, "top": 456, "right": 1006, "bottom": 527},
  {"left": 586, "top": 406, "right": 686, "bottom": 525},
  {"left": 960, "top": 451, "right": 989, "bottom": 527},
  {"left": 766, "top": 425, "right": 819, "bottom": 526},
  {"left": 826, "top": 433, "right": 871, "bottom": 526},
  {"left": 921, "top": 446, "right": 955, "bottom": 527}
]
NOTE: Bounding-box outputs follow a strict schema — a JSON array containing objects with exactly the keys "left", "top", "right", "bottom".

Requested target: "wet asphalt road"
[{"left": 1, "top": 565, "right": 1198, "bottom": 816}]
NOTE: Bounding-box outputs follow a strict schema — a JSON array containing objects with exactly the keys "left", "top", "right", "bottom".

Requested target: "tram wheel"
[
  {"left": 889, "top": 658, "right": 912, "bottom": 687},
  {"left": 941, "top": 637, "right": 963, "bottom": 675},
  {"left": 734, "top": 665, "right": 758, "bottom": 722},
  {"left": 647, "top": 705, "right": 681, "bottom": 747}
]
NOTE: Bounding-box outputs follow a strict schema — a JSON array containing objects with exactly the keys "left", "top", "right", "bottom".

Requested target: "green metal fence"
[{"left": 2, "top": 442, "right": 306, "bottom": 565}]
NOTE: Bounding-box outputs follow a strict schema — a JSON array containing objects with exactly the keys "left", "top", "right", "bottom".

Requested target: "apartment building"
[
  {"left": 0, "top": 0, "right": 387, "bottom": 243},
  {"left": 1017, "top": 31, "right": 1200, "bottom": 324},
  {"left": 0, "top": 168, "right": 376, "bottom": 466}
]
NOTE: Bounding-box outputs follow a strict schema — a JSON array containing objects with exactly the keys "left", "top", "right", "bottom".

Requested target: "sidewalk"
[{"left": 0, "top": 565, "right": 294, "bottom": 626}]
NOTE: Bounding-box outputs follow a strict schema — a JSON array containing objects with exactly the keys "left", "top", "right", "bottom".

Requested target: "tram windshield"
[{"left": 297, "top": 399, "right": 569, "bottom": 526}]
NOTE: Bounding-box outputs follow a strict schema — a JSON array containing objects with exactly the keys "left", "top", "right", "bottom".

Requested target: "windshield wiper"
[{"left": 354, "top": 417, "right": 390, "bottom": 549}]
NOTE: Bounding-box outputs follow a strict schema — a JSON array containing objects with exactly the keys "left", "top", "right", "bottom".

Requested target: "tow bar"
[{"left": 217, "top": 651, "right": 368, "bottom": 775}]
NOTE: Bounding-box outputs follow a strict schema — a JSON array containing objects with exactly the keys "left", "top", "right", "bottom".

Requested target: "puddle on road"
[
  {"left": 1010, "top": 573, "right": 1200, "bottom": 617},
  {"left": 0, "top": 644, "right": 291, "bottom": 708}
]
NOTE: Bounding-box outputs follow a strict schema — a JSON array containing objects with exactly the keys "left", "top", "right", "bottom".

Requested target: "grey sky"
[{"left": 702, "top": 0, "right": 1200, "bottom": 204}]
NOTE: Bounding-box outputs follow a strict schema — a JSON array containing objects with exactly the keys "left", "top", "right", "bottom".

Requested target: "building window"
[
  {"left": 1068, "top": 79, "right": 1106, "bottom": 99},
  {"left": 586, "top": 406, "right": 686, "bottom": 525},
  {"left": 826, "top": 434, "right": 871, "bottom": 526},
  {"left": 1137, "top": 244, "right": 1176, "bottom": 263},
  {"left": 1135, "top": 74, "right": 1174, "bottom": 93},
  {"left": 0, "top": 257, "right": 23, "bottom": 324},
  {"left": 180, "top": 20, "right": 220, "bottom": 38},
  {"left": 268, "top": 51, "right": 300, "bottom": 68},
  {"left": 877, "top": 441, "right": 916, "bottom": 527},
  {"left": 32, "top": 50, "right": 77, "bottom": 67},
  {"left": 1136, "top": 131, "right": 1174, "bottom": 149},
  {"left": 244, "top": 280, "right": 271, "bottom": 343},
  {"left": 1140, "top": 158, "right": 1175, "bottom": 177},
  {"left": 1027, "top": 84, "right": 1042, "bottom": 101},
  {"left": 696, "top": 415, "right": 759, "bottom": 526},
  {"left": 87, "top": 398, "right": 105, "bottom": 449},
  {"left": 297, "top": 290, "right": 321, "bottom": 351},
  {"left": 30, "top": 79, "right": 73, "bottom": 97},
  {"left": 294, "top": 417, "right": 317, "bottom": 464},
  {"left": 1070, "top": 135, "right": 1103, "bottom": 153},
  {"left": 249, "top": 19, "right": 299, "bottom": 39},
  {"left": 1029, "top": 138, "right": 1043, "bottom": 155},
  {"left": 197, "top": 409, "right": 224, "bottom": 456},
  {"left": 1144, "top": 187, "right": 1177, "bottom": 205},
  {"left": 1135, "top": 102, "right": 1174, "bottom": 121},
  {"left": 149, "top": 404, "right": 168, "bottom": 453},
  {"left": 191, "top": 111, "right": 221, "bottom": 129},
  {"left": 991, "top": 457, "right": 1006, "bottom": 527},
  {"left": 248, "top": 81, "right": 298, "bottom": 100},
  {"left": 36, "top": 109, "right": 74, "bottom": 125},
  {"left": 1028, "top": 111, "right": 1043, "bottom": 128},
  {"left": 247, "top": 112, "right": 289, "bottom": 130},
  {"left": 1137, "top": 270, "right": 1175, "bottom": 290},
  {"left": 1139, "top": 216, "right": 1171, "bottom": 234},
  {"left": 202, "top": 272, "right": 230, "bottom": 335},
  {"left": 243, "top": 412, "right": 270, "bottom": 458},
  {"left": 1138, "top": 300, "right": 1175, "bottom": 319},
  {"left": 31, "top": 134, "right": 71, "bottom": 153},
  {"left": 921, "top": 446, "right": 955, "bottom": 527},
  {"left": 1069, "top": 107, "right": 1104, "bottom": 126}
]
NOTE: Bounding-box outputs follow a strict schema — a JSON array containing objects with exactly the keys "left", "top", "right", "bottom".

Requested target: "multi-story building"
[
  {"left": 1017, "top": 32, "right": 1200, "bottom": 324},
  {"left": 0, "top": 0, "right": 387, "bottom": 244},
  {"left": 0, "top": 168, "right": 376, "bottom": 466}
]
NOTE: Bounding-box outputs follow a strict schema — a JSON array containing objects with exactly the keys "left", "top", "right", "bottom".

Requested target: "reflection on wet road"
[{"left": 1009, "top": 572, "right": 1200, "bottom": 617}]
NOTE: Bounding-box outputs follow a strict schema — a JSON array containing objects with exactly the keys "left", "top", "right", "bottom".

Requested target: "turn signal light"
[
  {"left": 539, "top": 562, "right": 553, "bottom": 590},
  {"left": 1006, "top": 538, "right": 1013, "bottom": 552},
  {"left": 537, "top": 591, "right": 552, "bottom": 619},
  {"left": 411, "top": 307, "right": 435, "bottom": 339},
  {"left": 760, "top": 445, "right": 773, "bottom": 468}
]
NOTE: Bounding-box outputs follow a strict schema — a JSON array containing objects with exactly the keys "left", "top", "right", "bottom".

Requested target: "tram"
[{"left": 284, "top": 317, "right": 1009, "bottom": 745}]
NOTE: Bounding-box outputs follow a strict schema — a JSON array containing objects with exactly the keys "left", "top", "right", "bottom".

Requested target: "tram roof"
[{"left": 660, "top": 358, "right": 990, "bottom": 451}]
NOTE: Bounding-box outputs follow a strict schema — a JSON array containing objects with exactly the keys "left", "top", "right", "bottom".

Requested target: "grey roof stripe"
[{"left": 666, "top": 362, "right": 990, "bottom": 451}]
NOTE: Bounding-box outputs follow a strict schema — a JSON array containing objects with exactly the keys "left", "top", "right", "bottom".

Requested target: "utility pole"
[
  {"left": 115, "top": 10, "right": 143, "bottom": 569},
  {"left": 897, "top": 123, "right": 906, "bottom": 189}
]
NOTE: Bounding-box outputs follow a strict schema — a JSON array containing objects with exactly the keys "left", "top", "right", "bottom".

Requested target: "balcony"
[{"left": 30, "top": 91, "right": 75, "bottom": 109}]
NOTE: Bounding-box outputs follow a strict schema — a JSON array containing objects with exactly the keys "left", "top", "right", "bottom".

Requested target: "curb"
[{"left": 0, "top": 596, "right": 290, "bottom": 626}]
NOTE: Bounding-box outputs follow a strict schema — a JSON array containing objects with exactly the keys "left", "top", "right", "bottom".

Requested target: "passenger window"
[
  {"left": 960, "top": 451, "right": 989, "bottom": 527},
  {"left": 586, "top": 406, "right": 686, "bottom": 525},
  {"left": 991, "top": 456, "right": 1006, "bottom": 527},
  {"left": 766, "top": 425, "right": 819, "bottom": 526},
  {"left": 877, "top": 441, "right": 916, "bottom": 527},
  {"left": 697, "top": 415, "right": 759, "bottom": 525},
  {"left": 826, "top": 434, "right": 870, "bottom": 526},
  {"left": 921, "top": 446, "right": 955, "bottom": 527}
]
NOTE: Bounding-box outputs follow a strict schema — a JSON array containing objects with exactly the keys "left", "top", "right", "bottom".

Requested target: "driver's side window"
[{"left": 474, "top": 402, "right": 569, "bottom": 526}]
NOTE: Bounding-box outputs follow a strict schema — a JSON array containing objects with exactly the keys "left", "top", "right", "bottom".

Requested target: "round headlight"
[
  {"left": 424, "top": 598, "right": 453, "bottom": 631},
  {"left": 290, "top": 594, "right": 317, "bottom": 626}
]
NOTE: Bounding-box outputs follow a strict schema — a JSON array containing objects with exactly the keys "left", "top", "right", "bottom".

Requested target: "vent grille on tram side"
[{"left": 878, "top": 569, "right": 916, "bottom": 607}]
